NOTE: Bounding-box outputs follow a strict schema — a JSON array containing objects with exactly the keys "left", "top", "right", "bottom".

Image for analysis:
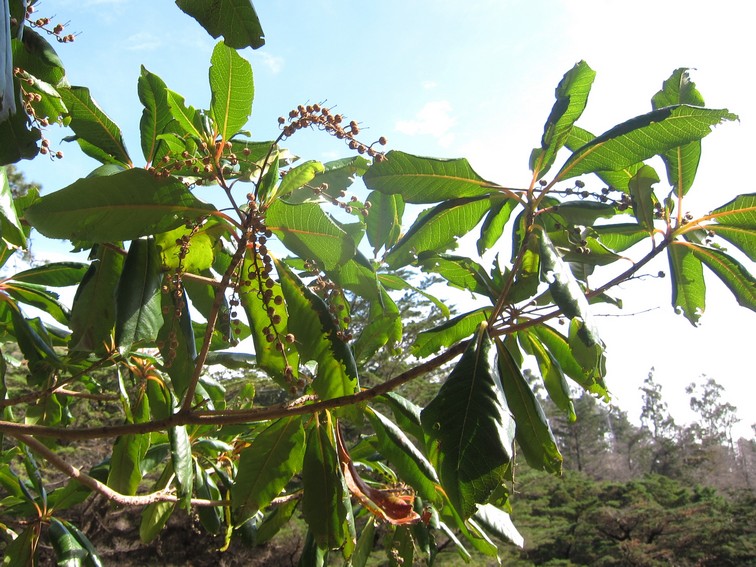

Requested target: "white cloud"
[
  {"left": 125, "top": 32, "right": 161, "bottom": 51},
  {"left": 255, "top": 52, "right": 284, "bottom": 74},
  {"left": 395, "top": 100, "right": 456, "bottom": 147},
  {"left": 422, "top": 80, "right": 438, "bottom": 90}
]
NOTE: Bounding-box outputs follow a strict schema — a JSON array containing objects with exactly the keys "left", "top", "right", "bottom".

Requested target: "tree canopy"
[{"left": 1, "top": 2, "right": 754, "bottom": 565}]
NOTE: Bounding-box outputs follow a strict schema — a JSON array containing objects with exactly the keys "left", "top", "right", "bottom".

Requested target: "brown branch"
[{"left": 9, "top": 432, "right": 227, "bottom": 508}]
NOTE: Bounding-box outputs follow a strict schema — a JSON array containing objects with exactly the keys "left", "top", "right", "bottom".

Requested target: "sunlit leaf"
[
  {"left": 138, "top": 66, "right": 174, "bottom": 164},
  {"left": 531, "top": 60, "right": 595, "bottom": 179},
  {"left": 0, "top": 166, "right": 27, "bottom": 246},
  {"left": 412, "top": 308, "right": 488, "bottom": 358},
  {"left": 474, "top": 503, "right": 524, "bottom": 548},
  {"left": 276, "top": 160, "right": 325, "bottom": 201},
  {"left": 25, "top": 168, "right": 216, "bottom": 242},
  {"left": 520, "top": 329, "right": 575, "bottom": 420},
  {"left": 366, "top": 190, "right": 404, "bottom": 253},
  {"left": 557, "top": 105, "right": 736, "bottom": 181},
  {"left": 668, "top": 241, "right": 705, "bottom": 325},
  {"left": 685, "top": 242, "right": 756, "bottom": 312},
  {"left": 232, "top": 416, "right": 305, "bottom": 524},
  {"left": 364, "top": 150, "right": 494, "bottom": 203},
  {"left": 477, "top": 197, "right": 517, "bottom": 255},
  {"left": 628, "top": 164, "right": 659, "bottom": 232},
  {"left": 209, "top": 41, "right": 254, "bottom": 141}
]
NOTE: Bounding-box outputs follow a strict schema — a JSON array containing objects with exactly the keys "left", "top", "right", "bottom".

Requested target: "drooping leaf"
[
  {"left": 364, "top": 150, "right": 494, "bottom": 203},
  {"left": 385, "top": 196, "right": 492, "bottom": 269},
  {"left": 209, "top": 41, "right": 254, "bottom": 141},
  {"left": 2, "top": 282, "right": 70, "bottom": 325},
  {"left": 365, "top": 407, "right": 441, "bottom": 505},
  {"left": 275, "top": 259, "right": 359, "bottom": 400},
  {"left": 419, "top": 254, "right": 498, "bottom": 299},
  {"left": 59, "top": 86, "right": 131, "bottom": 166},
  {"left": 652, "top": 68, "right": 705, "bottom": 196},
  {"left": 48, "top": 517, "right": 88, "bottom": 566},
  {"left": 520, "top": 329, "right": 575, "bottom": 420},
  {"left": 628, "top": 164, "right": 659, "bottom": 232},
  {"left": 668, "top": 241, "right": 706, "bottom": 325},
  {"left": 25, "top": 168, "right": 216, "bottom": 242},
  {"left": 421, "top": 323, "right": 515, "bottom": 519},
  {"left": 231, "top": 416, "right": 305, "bottom": 524},
  {"left": 531, "top": 60, "right": 596, "bottom": 178},
  {"left": 707, "top": 194, "right": 756, "bottom": 260},
  {"left": 366, "top": 190, "right": 405, "bottom": 253},
  {"left": 477, "top": 197, "right": 518, "bottom": 255},
  {"left": 138, "top": 66, "right": 174, "bottom": 164},
  {"left": 107, "top": 434, "right": 149, "bottom": 496},
  {"left": 474, "top": 503, "right": 524, "bottom": 548},
  {"left": 169, "top": 424, "right": 193, "bottom": 509},
  {"left": 0, "top": 79, "right": 41, "bottom": 165},
  {"left": 176, "top": 0, "right": 265, "bottom": 49},
  {"left": 557, "top": 105, "right": 737, "bottom": 181},
  {"left": 68, "top": 247, "right": 123, "bottom": 353},
  {"left": 685, "top": 242, "right": 756, "bottom": 312},
  {"left": 139, "top": 465, "right": 176, "bottom": 543},
  {"left": 496, "top": 339, "right": 562, "bottom": 474},
  {"left": 266, "top": 200, "right": 356, "bottom": 270},
  {"left": 275, "top": 160, "right": 324, "bottom": 201},
  {"left": 0, "top": 166, "right": 27, "bottom": 246},
  {"left": 157, "top": 286, "right": 196, "bottom": 398},
  {"left": 115, "top": 237, "right": 164, "bottom": 351},
  {"left": 9, "top": 262, "right": 88, "bottom": 287},
  {"left": 302, "top": 412, "right": 349, "bottom": 549}
]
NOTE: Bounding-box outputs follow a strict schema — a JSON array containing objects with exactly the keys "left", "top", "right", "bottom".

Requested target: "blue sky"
[{"left": 16, "top": 0, "right": 756, "bottom": 436}]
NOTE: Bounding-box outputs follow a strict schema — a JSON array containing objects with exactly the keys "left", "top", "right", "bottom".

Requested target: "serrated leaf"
[
  {"left": 231, "top": 416, "right": 305, "bottom": 524},
  {"left": 59, "top": 86, "right": 131, "bottom": 166},
  {"left": 364, "top": 150, "right": 494, "bottom": 203},
  {"left": 275, "top": 259, "right": 359, "bottom": 400},
  {"left": 176, "top": 0, "right": 265, "bottom": 49},
  {"left": 668, "top": 242, "right": 706, "bottom": 325},
  {"left": 421, "top": 323, "right": 515, "bottom": 519},
  {"left": 385, "top": 196, "right": 492, "bottom": 269},
  {"left": 557, "top": 105, "right": 736, "bottom": 181},
  {"left": 266, "top": 200, "right": 356, "bottom": 270},
  {"left": 628, "top": 164, "right": 659, "bottom": 231},
  {"left": 25, "top": 168, "right": 216, "bottom": 242},
  {"left": 496, "top": 339, "right": 562, "bottom": 474},
  {"left": 531, "top": 60, "right": 596, "bottom": 179},
  {"left": 209, "top": 41, "right": 254, "bottom": 141},
  {"left": 115, "top": 237, "right": 163, "bottom": 351}
]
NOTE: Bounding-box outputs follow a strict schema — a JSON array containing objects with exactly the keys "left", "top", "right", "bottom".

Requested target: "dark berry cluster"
[
  {"left": 278, "top": 103, "right": 387, "bottom": 160},
  {"left": 558, "top": 179, "right": 632, "bottom": 211}
]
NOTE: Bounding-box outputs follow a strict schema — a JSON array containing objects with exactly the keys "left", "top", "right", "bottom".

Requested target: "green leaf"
[
  {"left": 565, "top": 126, "right": 643, "bottom": 192},
  {"left": 521, "top": 329, "right": 575, "bottom": 420},
  {"left": 164, "top": 89, "right": 202, "bottom": 139},
  {"left": 176, "top": 0, "right": 265, "bottom": 49},
  {"left": 231, "top": 416, "right": 305, "bottom": 524},
  {"left": 115, "top": 237, "right": 164, "bottom": 351},
  {"left": 48, "top": 517, "right": 88, "bottom": 566},
  {"left": 1, "top": 525, "right": 36, "bottom": 567},
  {"left": 652, "top": 69, "right": 705, "bottom": 196},
  {"left": 25, "top": 168, "right": 216, "bottom": 242},
  {"left": 59, "top": 86, "right": 131, "bottom": 166},
  {"left": 107, "top": 434, "right": 149, "bottom": 496},
  {"left": 531, "top": 60, "right": 596, "bottom": 178},
  {"left": 496, "top": 339, "right": 562, "bottom": 474},
  {"left": 557, "top": 105, "right": 737, "bottom": 181},
  {"left": 0, "top": 80, "right": 41, "bottom": 165},
  {"left": 474, "top": 504, "right": 524, "bottom": 548},
  {"left": 364, "top": 150, "right": 494, "bottom": 203},
  {"left": 0, "top": 166, "right": 27, "bottom": 246},
  {"left": 593, "top": 223, "right": 650, "bottom": 252},
  {"left": 707, "top": 194, "right": 756, "bottom": 260},
  {"left": 365, "top": 407, "right": 441, "bottom": 505},
  {"left": 366, "top": 190, "right": 404, "bottom": 253},
  {"left": 286, "top": 156, "right": 369, "bottom": 205},
  {"left": 69, "top": 246, "right": 123, "bottom": 353},
  {"left": 2, "top": 282, "right": 70, "bottom": 325},
  {"left": 169, "top": 425, "right": 193, "bottom": 509},
  {"left": 10, "top": 262, "right": 88, "bottom": 287},
  {"left": 59, "top": 519, "right": 104, "bottom": 567},
  {"left": 553, "top": 201, "right": 617, "bottom": 227},
  {"left": 12, "top": 26, "right": 66, "bottom": 86},
  {"left": 477, "top": 197, "right": 517, "bottom": 255},
  {"left": 352, "top": 285, "right": 401, "bottom": 363},
  {"left": 628, "top": 164, "right": 659, "bottom": 232},
  {"left": 276, "top": 160, "right": 325, "bottom": 201},
  {"left": 385, "top": 196, "right": 492, "bottom": 269},
  {"left": 539, "top": 230, "right": 592, "bottom": 323},
  {"left": 419, "top": 254, "right": 499, "bottom": 299},
  {"left": 138, "top": 66, "right": 174, "bottom": 164},
  {"left": 686, "top": 243, "right": 756, "bottom": 313},
  {"left": 209, "top": 41, "right": 254, "bottom": 141},
  {"left": 157, "top": 286, "right": 196, "bottom": 398},
  {"left": 266, "top": 200, "right": 356, "bottom": 270},
  {"left": 668, "top": 242, "right": 706, "bottom": 325},
  {"left": 412, "top": 308, "right": 488, "bottom": 358},
  {"left": 302, "top": 412, "right": 348, "bottom": 548},
  {"left": 421, "top": 323, "right": 515, "bottom": 519},
  {"left": 275, "top": 259, "right": 359, "bottom": 400}
]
